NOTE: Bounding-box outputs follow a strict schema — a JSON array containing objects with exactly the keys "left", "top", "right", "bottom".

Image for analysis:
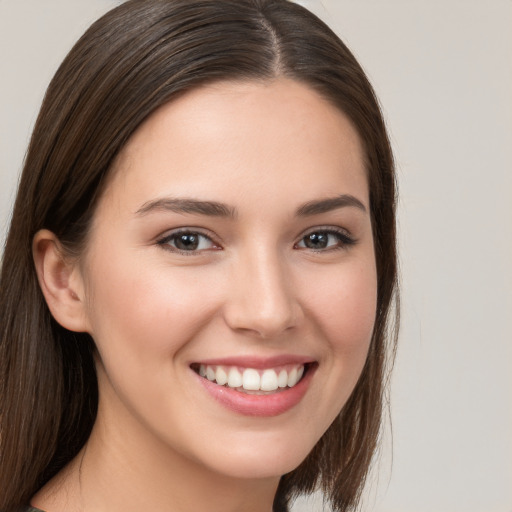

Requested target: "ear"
[{"left": 33, "top": 229, "right": 90, "bottom": 333}]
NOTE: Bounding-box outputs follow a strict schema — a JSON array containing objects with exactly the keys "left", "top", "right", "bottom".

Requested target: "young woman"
[{"left": 0, "top": 1, "right": 398, "bottom": 511}]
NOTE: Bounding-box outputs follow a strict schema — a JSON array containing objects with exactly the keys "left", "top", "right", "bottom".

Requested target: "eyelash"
[
  {"left": 156, "top": 227, "right": 356, "bottom": 255},
  {"left": 156, "top": 229, "right": 219, "bottom": 255},
  {"left": 294, "top": 228, "right": 356, "bottom": 252}
]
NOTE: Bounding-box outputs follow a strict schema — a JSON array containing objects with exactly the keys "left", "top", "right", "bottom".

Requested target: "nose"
[{"left": 223, "top": 248, "right": 303, "bottom": 339}]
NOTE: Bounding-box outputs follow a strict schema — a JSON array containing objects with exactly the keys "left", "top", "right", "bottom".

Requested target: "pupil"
[
  {"left": 305, "top": 233, "right": 328, "bottom": 249},
  {"left": 176, "top": 234, "right": 199, "bottom": 250}
]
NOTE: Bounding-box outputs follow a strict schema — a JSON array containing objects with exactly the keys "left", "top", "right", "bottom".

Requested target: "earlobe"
[{"left": 32, "top": 229, "right": 90, "bottom": 333}]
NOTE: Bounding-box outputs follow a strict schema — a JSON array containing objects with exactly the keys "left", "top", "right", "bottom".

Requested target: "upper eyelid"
[
  {"left": 297, "top": 225, "right": 354, "bottom": 240},
  {"left": 156, "top": 227, "right": 219, "bottom": 243}
]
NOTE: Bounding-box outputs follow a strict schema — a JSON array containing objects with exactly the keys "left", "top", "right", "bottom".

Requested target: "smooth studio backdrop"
[{"left": 1, "top": 1, "right": 511, "bottom": 511}]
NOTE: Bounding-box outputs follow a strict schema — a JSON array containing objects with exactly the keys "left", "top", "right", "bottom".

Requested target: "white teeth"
[
  {"left": 215, "top": 366, "right": 228, "bottom": 386},
  {"left": 260, "top": 369, "right": 278, "bottom": 391},
  {"left": 277, "top": 369, "right": 288, "bottom": 388},
  {"left": 287, "top": 367, "right": 298, "bottom": 387},
  {"left": 197, "top": 364, "right": 307, "bottom": 392},
  {"left": 227, "top": 367, "right": 243, "bottom": 388},
  {"left": 242, "top": 369, "right": 260, "bottom": 391},
  {"left": 206, "top": 366, "right": 216, "bottom": 381}
]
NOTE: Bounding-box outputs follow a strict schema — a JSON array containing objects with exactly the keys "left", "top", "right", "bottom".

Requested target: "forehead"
[{"left": 102, "top": 78, "right": 368, "bottom": 214}]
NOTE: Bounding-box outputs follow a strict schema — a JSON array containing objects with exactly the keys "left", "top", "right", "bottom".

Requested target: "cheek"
[
  {"left": 288, "top": 255, "right": 377, "bottom": 447},
  {"left": 309, "top": 261, "right": 377, "bottom": 350},
  {"left": 302, "top": 254, "right": 377, "bottom": 410},
  {"left": 83, "top": 253, "right": 218, "bottom": 362}
]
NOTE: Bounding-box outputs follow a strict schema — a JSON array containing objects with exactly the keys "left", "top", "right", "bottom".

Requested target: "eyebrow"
[
  {"left": 295, "top": 195, "right": 367, "bottom": 216},
  {"left": 136, "top": 198, "right": 236, "bottom": 218},
  {"left": 135, "top": 194, "right": 366, "bottom": 218}
]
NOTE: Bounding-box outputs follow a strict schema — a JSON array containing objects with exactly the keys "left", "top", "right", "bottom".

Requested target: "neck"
[
  {"left": 81, "top": 419, "right": 279, "bottom": 512},
  {"left": 33, "top": 384, "right": 280, "bottom": 512}
]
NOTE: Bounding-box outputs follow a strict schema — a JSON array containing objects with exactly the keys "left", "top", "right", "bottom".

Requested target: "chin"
[{"left": 196, "top": 431, "right": 316, "bottom": 480}]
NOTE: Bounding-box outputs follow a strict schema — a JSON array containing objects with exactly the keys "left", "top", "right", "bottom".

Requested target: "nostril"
[
  {"left": 224, "top": 306, "right": 302, "bottom": 339},
  {"left": 222, "top": 268, "right": 302, "bottom": 338}
]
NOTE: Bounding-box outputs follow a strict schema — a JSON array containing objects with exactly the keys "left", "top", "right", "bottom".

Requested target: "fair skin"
[{"left": 32, "top": 78, "right": 377, "bottom": 512}]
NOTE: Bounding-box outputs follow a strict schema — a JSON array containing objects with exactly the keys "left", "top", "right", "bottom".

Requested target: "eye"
[
  {"left": 295, "top": 229, "right": 355, "bottom": 251},
  {"left": 157, "top": 230, "right": 219, "bottom": 253}
]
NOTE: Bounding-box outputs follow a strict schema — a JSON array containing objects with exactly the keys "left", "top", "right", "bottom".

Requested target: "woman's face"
[{"left": 78, "top": 78, "right": 377, "bottom": 480}]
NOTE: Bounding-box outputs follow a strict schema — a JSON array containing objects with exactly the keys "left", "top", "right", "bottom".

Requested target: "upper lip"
[{"left": 190, "top": 354, "right": 316, "bottom": 369}]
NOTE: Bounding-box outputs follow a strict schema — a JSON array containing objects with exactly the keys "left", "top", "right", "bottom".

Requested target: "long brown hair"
[{"left": 0, "top": 1, "right": 398, "bottom": 511}]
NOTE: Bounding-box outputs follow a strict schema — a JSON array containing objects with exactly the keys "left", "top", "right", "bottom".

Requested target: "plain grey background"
[{"left": 1, "top": 1, "right": 511, "bottom": 511}]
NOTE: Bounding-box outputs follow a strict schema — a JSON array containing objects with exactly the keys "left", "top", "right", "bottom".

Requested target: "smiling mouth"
[{"left": 190, "top": 363, "right": 314, "bottom": 395}]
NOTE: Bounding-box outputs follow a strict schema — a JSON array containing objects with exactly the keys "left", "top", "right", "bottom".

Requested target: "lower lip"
[{"left": 195, "top": 365, "right": 316, "bottom": 417}]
